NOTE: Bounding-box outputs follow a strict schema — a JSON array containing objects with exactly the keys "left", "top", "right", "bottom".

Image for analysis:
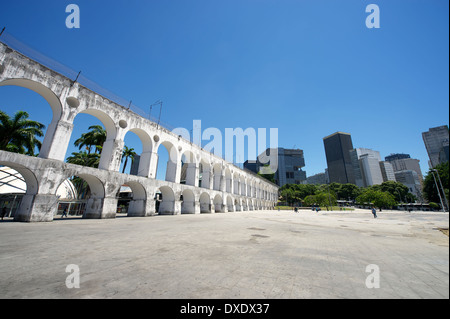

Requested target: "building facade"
[
  {"left": 422, "top": 125, "right": 449, "bottom": 168},
  {"left": 385, "top": 154, "right": 423, "bottom": 185},
  {"left": 379, "top": 161, "right": 396, "bottom": 183},
  {"left": 245, "top": 148, "right": 307, "bottom": 187},
  {"left": 323, "top": 132, "right": 356, "bottom": 185},
  {"left": 350, "top": 148, "right": 388, "bottom": 187},
  {"left": 394, "top": 170, "right": 422, "bottom": 200}
]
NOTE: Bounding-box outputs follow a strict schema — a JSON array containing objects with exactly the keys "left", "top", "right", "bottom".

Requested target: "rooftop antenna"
[{"left": 0, "top": 27, "right": 5, "bottom": 37}]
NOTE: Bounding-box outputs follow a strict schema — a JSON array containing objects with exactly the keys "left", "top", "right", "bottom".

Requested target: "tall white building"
[{"left": 350, "top": 148, "right": 385, "bottom": 187}]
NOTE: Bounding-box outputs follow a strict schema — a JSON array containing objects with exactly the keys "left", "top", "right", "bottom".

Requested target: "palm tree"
[
  {"left": 74, "top": 125, "right": 107, "bottom": 154},
  {"left": 122, "top": 146, "right": 137, "bottom": 173},
  {"left": 66, "top": 151, "right": 101, "bottom": 168},
  {"left": 0, "top": 110, "right": 45, "bottom": 156}
]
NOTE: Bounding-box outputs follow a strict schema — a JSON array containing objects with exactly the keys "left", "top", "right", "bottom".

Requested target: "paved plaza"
[{"left": 0, "top": 209, "right": 448, "bottom": 299}]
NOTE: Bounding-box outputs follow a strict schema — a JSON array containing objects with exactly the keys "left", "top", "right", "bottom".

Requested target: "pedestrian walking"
[
  {"left": 372, "top": 207, "right": 377, "bottom": 219},
  {"left": 61, "top": 206, "right": 68, "bottom": 218},
  {"left": 1, "top": 207, "right": 7, "bottom": 220}
]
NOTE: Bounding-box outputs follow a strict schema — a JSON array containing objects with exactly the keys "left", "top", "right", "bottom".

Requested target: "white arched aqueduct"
[{"left": 0, "top": 41, "right": 279, "bottom": 222}]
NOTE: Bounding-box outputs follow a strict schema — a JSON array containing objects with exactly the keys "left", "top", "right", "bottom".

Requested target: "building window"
[{"left": 286, "top": 172, "right": 294, "bottom": 179}]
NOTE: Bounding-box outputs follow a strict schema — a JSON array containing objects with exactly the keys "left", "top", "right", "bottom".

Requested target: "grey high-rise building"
[
  {"left": 385, "top": 155, "right": 423, "bottom": 185},
  {"left": 379, "top": 161, "right": 396, "bottom": 183},
  {"left": 422, "top": 125, "right": 449, "bottom": 168},
  {"left": 323, "top": 132, "right": 356, "bottom": 184},
  {"left": 394, "top": 170, "right": 422, "bottom": 200},
  {"left": 245, "top": 148, "right": 306, "bottom": 187}
]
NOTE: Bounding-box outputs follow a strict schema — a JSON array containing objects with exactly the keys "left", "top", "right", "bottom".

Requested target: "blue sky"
[{"left": 0, "top": 0, "right": 448, "bottom": 178}]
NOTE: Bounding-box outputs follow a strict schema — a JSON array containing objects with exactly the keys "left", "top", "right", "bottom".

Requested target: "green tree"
[
  {"left": 326, "top": 183, "right": 362, "bottom": 200},
  {"left": 279, "top": 184, "right": 318, "bottom": 205},
  {"left": 66, "top": 151, "right": 101, "bottom": 168},
  {"left": 0, "top": 110, "right": 45, "bottom": 156},
  {"left": 280, "top": 188, "right": 297, "bottom": 206},
  {"left": 304, "top": 192, "right": 336, "bottom": 207},
  {"left": 423, "top": 163, "right": 449, "bottom": 208},
  {"left": 74, "top": 125, "right": 107, "bottom": 154},
  {"left": 372, "top": 181, "right": 413, "bottom": 203},
  {"left": 122, "top": 146, "right": 137, "bottom": 174},
  {"left": 356, "top": 189, "right": 397, "bottom": 209}
]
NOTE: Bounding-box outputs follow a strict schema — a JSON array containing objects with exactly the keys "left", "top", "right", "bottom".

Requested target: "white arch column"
[
  {"left": 83, "top": 179, "right": 118, "bottom": 219},
  {"left": 185, "top": 163, "right": 199, "bottom": 187},
  {"left": 147, "top": 151, "right": 159, "bottom": 179},
  {"left": 220, "top": 172, "right": 226, "bottom": 191},
  {"left": 98, "top": 138, "right": 124, "bottom": 172},
  {"left": 201, "top": 167, "right": 213, "bottom": 189},
  {"left": 39, "top": 119, "right": 74, "bottom": 161}
]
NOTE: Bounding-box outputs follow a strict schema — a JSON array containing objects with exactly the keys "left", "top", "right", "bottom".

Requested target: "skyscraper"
[
  {"left": 379, "top": 161, "right": 396, "bottom": 182},
  {"left": 244, "top": 147, "right": 306, "bottom": 187},
  {"left": 350, "top": 148, "right": 392, "bottom": 187},
  {"left": 422, "top": 125, "right": 449, "bottom": 168},
  {"left": 394, "top": 170, "right": 422, "bottom": 200},
  {"left": 385, "top": 154, "right": 423, "bottom": 185},
  {"left": 323, "top": 132, "right": 355, "bottom": 184}
]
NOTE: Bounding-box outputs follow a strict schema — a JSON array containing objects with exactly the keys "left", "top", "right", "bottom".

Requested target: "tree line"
[
  {"left": 1, "top": 109, "right": 448, "bottom": 210},
  {"left": 279, "top": 181, "right": 409, "bottom": 209}
]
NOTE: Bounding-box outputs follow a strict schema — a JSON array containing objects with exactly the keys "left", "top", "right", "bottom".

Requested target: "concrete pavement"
[{"left": 0, "top": 209, "right": 448, "bottom": 299}]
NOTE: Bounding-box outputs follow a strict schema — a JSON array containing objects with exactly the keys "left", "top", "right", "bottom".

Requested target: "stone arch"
[
  {"left": 0, "top": 161, "right": 39, "bottom": 196},
  {"left": 199, "top": 158, "right": 211, "bottom": 189},
  {"left": 212, "top": 163, "right": 222, "bottom": 191},
  {"left": 55, "top": 172, "right": 106, "bottom": 219},
  {"left": 226, "top": 195, "right": 234, "bottom": 212},
  {"left": 123, "top": 181, "right": 147, "bottom": 217},
  {"left": 181, "top": 189, "right": 195, "bottom": 214},
  {"left": 66, "top": 108, "right": 120, "bottom": 172},
  {"left": 0, "top": 78, "right": 68, "bottom": 161},
  {"left": 155, "top": 140, "right": 179, "bottom": 183},
  {"left": 242, "top": 198, "right": 249, "bottom": 211},
  {"left": 122, "top": 127, "right": 153, "bottom": 177},
  {"left": 180, "top": 150, "right": 197, "bottom": 186},
  {"left": 157, "top": 185, "right": 175, "bottom": 215},
  {"left": 224, "top": 167, "right": 232, "bottom": 193},
  {"left": 249, "top": 198, "right": 255, "bottom": 211},
  {"left": 199, "top": 192, "right": 211, "bottom": 214},
  {"left": 0, "top": 78, "right": 63, "bottom": 123},
  {"left": 79, "top": 109, "right": 117, "bottom": 142},
  {"left": 233, "top": 171, "right": 240, "bottom": 195},
  {"left": 234, "top": 198, "right": 242, "bottom": 212},
  {"left": 213, "top": 194, "right": 224, "bottom": 213},
  {"left": 239, "top": 175, "right": 246, "bottom": 196}
]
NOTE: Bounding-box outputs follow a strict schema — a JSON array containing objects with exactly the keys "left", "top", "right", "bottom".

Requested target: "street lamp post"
[
  {"left": 431, "top": 169, "right": 449, "bottom": 212},
  {"left": 431, "top": 171, "right": 446, "bottom": 212}
]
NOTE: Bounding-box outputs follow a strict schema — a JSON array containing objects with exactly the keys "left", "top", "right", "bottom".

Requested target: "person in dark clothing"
[
  {"left": 61, "top": 207, "right": 68, "bottom": 218},
  {"left": 372, "top": 207, "right": 377, "bottom": 219}
]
